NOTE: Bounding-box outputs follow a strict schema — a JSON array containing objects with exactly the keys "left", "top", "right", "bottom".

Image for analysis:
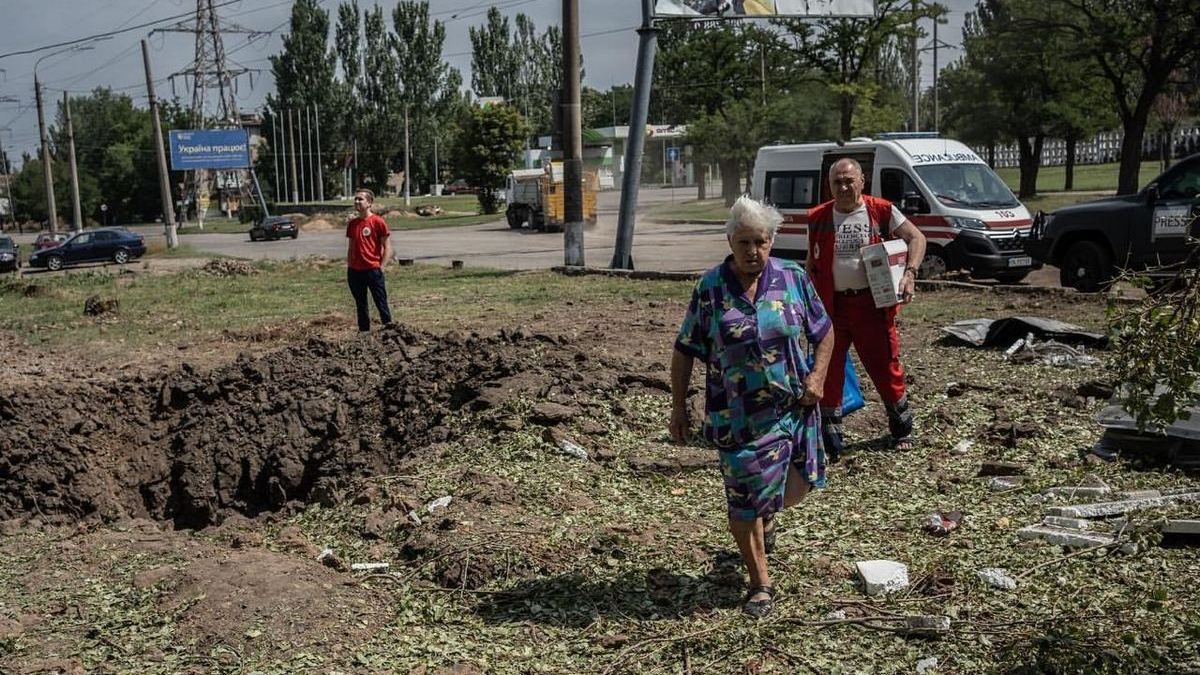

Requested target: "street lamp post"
[{"left": 34, "top": 43, "right": 101, "bottom": 234}]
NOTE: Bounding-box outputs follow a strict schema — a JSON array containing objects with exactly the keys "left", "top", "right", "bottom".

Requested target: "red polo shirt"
[{"left": 346, "top": 213, "right": 390, "bottom": 271}]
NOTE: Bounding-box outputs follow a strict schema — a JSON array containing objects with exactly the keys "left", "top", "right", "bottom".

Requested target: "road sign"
[
  {"left": 667, "top": 147, "right": 680, "bottom": 162},
  {"left": 168, "top": 129, "right": 251, "bottom": 170}
]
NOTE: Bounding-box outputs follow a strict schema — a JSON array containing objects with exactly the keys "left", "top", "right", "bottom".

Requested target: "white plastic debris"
[
  {"left": 350, "top": 562, "right": 390, "bottom": 572},
  {"left": 916, "top": 656, "right": 939, "bottom": 673},
  {"left": 1003, "top": 337, "right": 1027, "bottom": 357},
  {"left": 426, "top": 495, "right": 452, "bottom": 514},
  {"left": 557, "top": 439, "right": 589, "bottom": 460},
  {"left": 951, "top": 439, "right": 974, "bottom": 455},
  {"left": 406, "top": 510, "right": 423, "bottom": 526},
  {"left": 977, "top": 567, "right": 1017, "bottom": 590},
  {"left": 855, "top": 560, "right": 910, "bottom": 596},
  {"left": 823, "top": 609, "right": 847, "bottom": 621}
]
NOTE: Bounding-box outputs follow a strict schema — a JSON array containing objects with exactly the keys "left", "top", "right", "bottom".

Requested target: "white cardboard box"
[{"left": 860, "top": 239, "right": 909, "bottom": 308}]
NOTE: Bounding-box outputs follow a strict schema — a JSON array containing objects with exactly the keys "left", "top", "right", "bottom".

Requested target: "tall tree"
[
  {"left": 45, "top": 87, "right": 173, "bottom": 223},
  {"left": 779, "top": 0, "right": 929, "bottom": 138},
  {"left": 356, "top": 5, "right": 405, "bottom": 189},
  {"left": 1040, "top": 0, "right": 1200, "bottom": 194},
  {"left": 469, "top": 9, "right": 563, "bottom": 136},
  {"left": 332, "top": 1, "right": 363, "bottom": 194},
  {"left": 391, "top": 1, "right": 463, "bottom": 192},
  {"left": 653, "top": 22, "right": 792, "bottom": 199},
  {"left": 686, "top": 88, "right": 837, "bottom": 205},
  {"left": 263, "top": 0, "right": 340, "bottom": 201},
  {"left": 452, "top": 103, "right": 528, "bottom": 214}
]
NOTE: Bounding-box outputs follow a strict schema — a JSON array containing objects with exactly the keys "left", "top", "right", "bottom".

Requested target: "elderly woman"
[{"left": 669, "top": 196, "right": 834, "bottom": 618}]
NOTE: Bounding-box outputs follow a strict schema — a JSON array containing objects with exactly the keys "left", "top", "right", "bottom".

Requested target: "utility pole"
[
  {"left": 34, "top": 77, "right": 58, "bottom": 233},
  {"left": 562, "top": 0, "right": 584, "bottom": 267},
  {"left": 142, "top": 39, "right": 179, "bottom": 249},
  {"left": 314, "top": 105, "right": 324, "bottom": 202},
  {"left": 932, "top": 18, "right": 939, "bottom": 133},
  {"left": 288, "top": 108, "right": 299, "bottom": 203},
  {"left": 0, "top": 131, "right": 16, "bottom": 228},
  {"left": 272, "top": 111, "right": 282, "bottom": 202},
  {"left": 911, "top": 0, "right": 919, "bottom": 132},
  {"left": 403, "top": 105, "right": 411, "bottom": 206},
  {"left": 612, "top": 0, "right": 658, "bottom": 270},
  {"left": 63, "top": 92, "right": 82, "bottom": 232},
  {"left": 299, "top": 106, "right": 308, "bottom": 202}
]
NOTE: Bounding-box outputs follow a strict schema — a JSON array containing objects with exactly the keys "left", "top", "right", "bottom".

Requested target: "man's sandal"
[
  {"left": 893, "top": 435, "right": 918, "bottom": 451},
  {"left": 763, "top": 514, "right": 777, "bottom": 555},
  {"left": 742, "top": 585, "right": 776, "bottom": 619}
]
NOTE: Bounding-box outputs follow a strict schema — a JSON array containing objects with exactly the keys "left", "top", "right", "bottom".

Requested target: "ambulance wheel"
[{"left": 918, "top": 246, "right": 950, "bottom": 280}]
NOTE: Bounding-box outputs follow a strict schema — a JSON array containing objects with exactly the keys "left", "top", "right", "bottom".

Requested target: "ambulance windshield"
[{"left": 914, "top": 163, "right": 1020, "bottom": 209}]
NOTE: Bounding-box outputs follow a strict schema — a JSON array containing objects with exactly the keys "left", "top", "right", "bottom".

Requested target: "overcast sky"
[{"left": 0, "top": 0, "right": 975, "bottom": 164}]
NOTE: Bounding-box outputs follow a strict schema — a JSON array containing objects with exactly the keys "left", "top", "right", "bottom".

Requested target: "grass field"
[
  {"left": 646, "top": 160, "right": 1158, "bottom": 222},
  {"left": 0, "top": 261, "right": 688, "bottom": 352},
  {"left": 3, "top": 261, "right": 1199, "bottom": 673},
  {"left": 994, "top": 160, "right": 1164, "bottom": 193}
]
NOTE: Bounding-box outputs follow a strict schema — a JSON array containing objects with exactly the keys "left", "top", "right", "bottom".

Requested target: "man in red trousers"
[{"left": 805, "top": 158, "right": 926, "bottom": 459}]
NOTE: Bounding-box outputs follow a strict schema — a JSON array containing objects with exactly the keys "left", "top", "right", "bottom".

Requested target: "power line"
[{"left": 0, "top": 0, "right": 246, "bottom": 61}]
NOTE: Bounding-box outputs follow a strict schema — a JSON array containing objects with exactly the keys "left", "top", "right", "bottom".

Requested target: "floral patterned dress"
[{"left": 675, "top": 256, "right": 831, "bottom": 521}]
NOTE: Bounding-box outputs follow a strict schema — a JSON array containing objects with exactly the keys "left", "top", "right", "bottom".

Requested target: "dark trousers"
[{"left": 347, "top": 267, "right": 392, "bottom": 331}]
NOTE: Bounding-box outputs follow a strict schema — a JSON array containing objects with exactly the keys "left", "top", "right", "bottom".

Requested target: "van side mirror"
[{"left": 901, "top": 193, "right": 929, "bottom": 215}]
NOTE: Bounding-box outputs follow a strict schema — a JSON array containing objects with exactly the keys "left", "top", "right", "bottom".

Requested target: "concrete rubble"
[
  {"left": 977, "top": 567, "right": 1017, "bottom": 590},
  {"left": 856, "top": 560, "right": 910, "bottom": 596},
  {"left": 904, "top": 615, "right": 952, "bottom": 637},
  {"left": 1046, "top": 491, "right": 1200, "bottom": 519}
]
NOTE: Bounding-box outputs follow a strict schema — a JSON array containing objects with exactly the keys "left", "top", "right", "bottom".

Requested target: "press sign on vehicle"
[{"left": 1152, "top": 206, "right": 1190, "bottom": 240}]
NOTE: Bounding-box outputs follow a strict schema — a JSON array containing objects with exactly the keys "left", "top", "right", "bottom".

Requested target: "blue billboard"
[{"left": 169, "top": 129, "right": 251, "bottom": 170}]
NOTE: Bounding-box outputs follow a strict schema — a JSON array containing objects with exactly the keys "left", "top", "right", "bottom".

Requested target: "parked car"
[
  {"left": 33, "top": 233, "right": 69, "bottom": 251},
  {"left": 28, "top": 227, "right": 146, "bottom": 272},
  {"left": 0, "top": 236, "right": 19, "bottom": 272},
  {"left": 442, "top": 179, "right": 477, "bottom": 196},
  {"left": 249, "top": 215, "right": 299, "bottom": 241},
  {"left": 1025, "top": 152, "right": 1200, "bottom": 291}
]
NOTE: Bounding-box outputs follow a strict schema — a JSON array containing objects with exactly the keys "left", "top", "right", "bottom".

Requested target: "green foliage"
[
  {"left": 686, "top": 89, "right": 837, "bottom": 204},
  {"left": 452, "top": 104, "right": 527, "bottom": 214},
  {"left": 1107, "top": 244, "right": 1200, "bottom": 431},
  {"left": 655, "top": 22, "right": 798, "bottom": 199},
  {"left": 582, "top": 84, "right": 633, "bottom": 130},
  {"left": 1041, "top": 0, "right": 1200, "bottom": 195},
  {"left": 778, "top": 0, "right": 930, "bottom": 138},
  {"left": 468, "top": 9, "right": 563, "bottom": 137},
  {"left": 263, "top": 0, "right": 340, "bottom": 202}
]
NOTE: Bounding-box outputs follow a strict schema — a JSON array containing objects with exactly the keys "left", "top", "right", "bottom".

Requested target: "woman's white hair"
[{"left": 725, "top": 195, "right": 783, "bottom": 239}]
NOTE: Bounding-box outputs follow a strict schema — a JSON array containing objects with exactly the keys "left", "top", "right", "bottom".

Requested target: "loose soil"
[{"left": 4, "top": 282, "right": 1190, "bottom": 673}]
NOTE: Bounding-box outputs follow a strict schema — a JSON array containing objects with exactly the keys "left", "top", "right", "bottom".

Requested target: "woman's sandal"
[
  {"left": 742, "top": 585, "right": 776, "bottom": 618},
  {"left": 763, "top": 514, "right": 777, "bottom": 555}
]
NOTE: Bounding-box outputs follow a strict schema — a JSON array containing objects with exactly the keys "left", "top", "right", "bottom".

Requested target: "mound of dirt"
[
  {"left": 0, "top": 324, "right": 644, "bottom": 529},
  {"left": 200, "top": 259, "right": 257, "bottom": 277},
  {"left": 301, "top": 217, "right": 337, "bottom": 232}
]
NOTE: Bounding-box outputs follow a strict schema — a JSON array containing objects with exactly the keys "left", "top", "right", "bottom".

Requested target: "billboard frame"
[{"left": 651, "top": 0, "right": 878, "bottom": 20}]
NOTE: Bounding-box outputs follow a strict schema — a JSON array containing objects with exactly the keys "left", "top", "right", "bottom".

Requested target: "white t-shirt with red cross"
[{"left": 831, "top": 203, "right": 907, "bottom": 291}]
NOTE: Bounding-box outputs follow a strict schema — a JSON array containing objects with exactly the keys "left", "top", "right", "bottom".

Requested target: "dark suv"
[
  {"left": 0, "top": 236, "right": 19, "bottom": 272},
  {"left": 28, "top": 227, "right": 146, "bottom": 271},
  {"left": 249, "top": 215, "right": 298, "bottom": 241},
  {"left": 1026, "top": 154, "right": 1200, "bottom": 291}
]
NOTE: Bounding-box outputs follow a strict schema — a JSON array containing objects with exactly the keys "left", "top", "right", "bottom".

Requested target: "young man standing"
[{"left": 346, "top": 189, "right": 393, "bottom": 332}]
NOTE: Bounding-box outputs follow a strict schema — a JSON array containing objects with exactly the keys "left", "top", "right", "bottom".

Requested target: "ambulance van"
[{"left": 750, "top": 133, "right": 1039, "bottom": 282}]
